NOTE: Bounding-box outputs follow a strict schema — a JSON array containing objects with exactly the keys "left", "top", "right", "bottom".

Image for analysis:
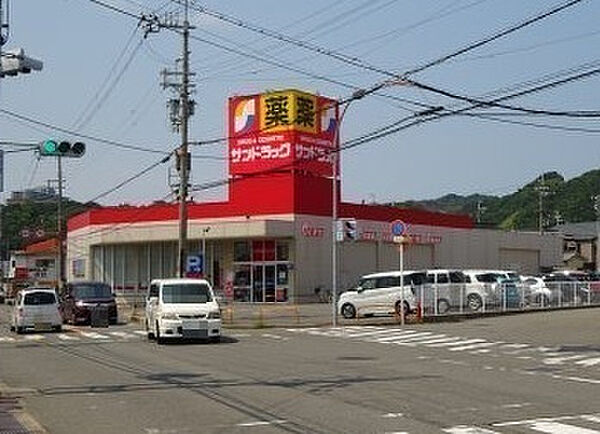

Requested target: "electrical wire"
[
  {"left": 72, "top": 25, "right": 141, "bottom": 130},
  {"left": 0, "top": 107, "right": 222, "bottom": 160}
]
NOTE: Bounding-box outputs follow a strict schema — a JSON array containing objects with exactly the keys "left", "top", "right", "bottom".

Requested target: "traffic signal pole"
[{"left": 57, "top": 155, "right": 65, "bottom": 289}]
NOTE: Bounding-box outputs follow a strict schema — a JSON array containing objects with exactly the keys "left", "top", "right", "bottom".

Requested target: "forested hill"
[{"left": 390, "top": 170, "right": 600, "bottom": 230}]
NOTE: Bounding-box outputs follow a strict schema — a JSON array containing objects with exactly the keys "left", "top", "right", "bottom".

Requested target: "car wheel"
[
  {"left": 16, "top": 326, "right": 24, "bottom": 334},
  {"left": 9, "top": 325, "right": 15, "bottom": 332},
  {"left": 54, "top": 325, "right": 62, "bottom": 333},
  {"left": 467, "top": 294, "right": 483, "bottom": 311},
  {"left": 536, "top": 294, "right": 550, "bottom": 307},
  {"left": 395, "top": 300, "right": 410, "bottom": 317},
  {"left": 209, "top": 336, "right": 221, "bottom": 344},
  {"left": 341, "top": 303, "right": 356, "bottom": 319},
  {"left": 155, "top": 321, "right": 165, "bottom": 345},
  {"left": 437, "top": 299, "right": 451, "bottom": 315},
  {"left": 146, "top": 320, "right": 155, "bottom": 340}
]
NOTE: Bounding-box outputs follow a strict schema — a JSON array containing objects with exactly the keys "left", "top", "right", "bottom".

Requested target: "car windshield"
[
  {"left": 162, "top": 283, "right": 212, "bottom": 304},
  {"left": 24, "top": 292, "right": 56, "bottom": 305},
  {"left": 475, "top": 273, "right": 503, "bottom": 283},
  {"left": 73, "top": 283, "right": 112, "bottom": 299}
]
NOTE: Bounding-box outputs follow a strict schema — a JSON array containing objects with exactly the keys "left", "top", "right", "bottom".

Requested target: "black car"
[{"left": 60, "top": 282, "right": 118, "bottom": 325}]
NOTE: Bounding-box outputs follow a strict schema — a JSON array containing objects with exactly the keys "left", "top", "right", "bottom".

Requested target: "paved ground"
[{"left": 0, "top": 305, "right": 598, "bottom": 433}]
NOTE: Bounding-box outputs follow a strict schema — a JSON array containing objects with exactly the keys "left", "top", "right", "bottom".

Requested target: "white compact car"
[
  {"left": 338, "top": 271, "right": 420, "bottom": 319},
  {"left": 10, "top": 288, "right": 62, "bottom": 333},
  {"left": 145, "top": 278, "right": 222, "bottom": 344}
]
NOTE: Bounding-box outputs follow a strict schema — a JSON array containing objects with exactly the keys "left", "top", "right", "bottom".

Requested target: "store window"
[
  {"left": 234, "top": 241, "right": 251, "bottom": 262},
  {"left": 277, "top": 242, "right": 289, "bottom": 261}
]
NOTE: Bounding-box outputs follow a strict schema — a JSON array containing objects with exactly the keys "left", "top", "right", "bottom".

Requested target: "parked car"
[
  {"left": 463, "top": 270, "right": 521, "bottom": 310},
  {"left": 10, "top": 288, "right": 62, "bottom": 333},
  {"left": 338, "top": 271, "right": 422, "bottom": 319},
  {"left": 417, "top": 269, "right": 468, "bottom": 314},
  {"left": 521, "top": 276, "right": 554, "bottom": 306},
  {"left": 145, "top": 278, "right": 222, "bottom": 344},
  {"left": 541, "top": 273, "right": 589, "bottom": 305},
  {"left": 0, "top": 285, "right": 6, "bottom": 304},
  {"left": 60, "top": 281, "right": 118, "bottom": 325}
]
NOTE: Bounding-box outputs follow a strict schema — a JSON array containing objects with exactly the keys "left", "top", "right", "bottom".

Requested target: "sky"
[{"left": 1, "top": 0, "right": 599, "bottom": 207}]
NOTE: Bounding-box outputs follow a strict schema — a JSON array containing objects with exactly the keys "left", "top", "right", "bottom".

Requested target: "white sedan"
[{"left": 10, "top": 288, "right": 63, "bottom": 333}]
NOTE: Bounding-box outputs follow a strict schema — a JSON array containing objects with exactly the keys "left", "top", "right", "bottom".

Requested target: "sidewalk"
[{"left": 124, "top": 301, "right": 600, "bottom": 329}]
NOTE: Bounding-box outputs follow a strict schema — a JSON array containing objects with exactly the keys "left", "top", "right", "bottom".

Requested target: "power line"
[{"left": 0, "top": 107, "right": 223, "bottom": 160}]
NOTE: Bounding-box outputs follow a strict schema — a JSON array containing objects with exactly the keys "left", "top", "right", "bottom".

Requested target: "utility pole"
[
  {"left": 593, "top": 194, "right": 600, "bottom": 272},
  {"left": 151, "top": 2, "right": 196, "bottom": 278},
  {"left": 536, "top": 174, "right": 549, "bottom": 234},
  {"left": 476, "top": 200, "right": 486, "bottom": 225}
]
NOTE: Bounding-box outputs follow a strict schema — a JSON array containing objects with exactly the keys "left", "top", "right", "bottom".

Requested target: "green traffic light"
[{"left": 43, "top": 139, "right": 58, "bottom": 154}]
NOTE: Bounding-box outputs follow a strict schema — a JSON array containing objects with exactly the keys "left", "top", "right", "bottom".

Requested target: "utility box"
[{"left": 90, "top": 305, "right": 109, "bottom": 328}]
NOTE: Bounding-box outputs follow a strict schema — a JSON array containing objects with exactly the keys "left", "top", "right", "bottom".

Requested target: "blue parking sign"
[{"left": 186, "top": 254, "right": 203, "bottom": 274}]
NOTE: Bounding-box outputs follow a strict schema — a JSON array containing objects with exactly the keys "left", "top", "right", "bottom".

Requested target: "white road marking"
[
  {"left": 0, "top": 336, "right": 15, "bottom": 342},
  {"left": 407, "top": 336, "right": 461, "bottom": 345},
  {"left": 78, "top": 331, "right": 110, "bottom": 339},
  {"left": 550, "top": 374, "right": 600, "bottom": 385},
  {"left": 428, "top": 339, "right": 487, "bottom": 348},
  {"left": 502, "top": 343, "right": 530, "bottom": 349},
  {"left": 543, "top": 355, "right": 589, "bottom": 365},
  {"left": 381, "top": 413, "right": 404, "bottom": 418},
  {"left": 449, "top": 342, "right": 498, "bottom": 352},
  {"left": 527, "top": 421, "right": 600, "bottom": 433},
  {"left": 347, "top": 328, "right": 414, "bottom": 338},
  {"left": 376, "top": 332, "right": 434, "bottom": 343},
  {"left": 501, "top": 402, "right": 531, "bottom": 409},
  {"left": 443, "top": 425, "right": 499, "bottom": 433},
  {"left": 236, "top": 420, "right": 287, "bottom": 427},
  {"left": 24, "top": 335, "right": 44, "bottom": 341},
  {"left": 576, "top": 357, "right": 600, "bottom": 367},
  {"left": 108, "top": 331, "right": 132, "bottom": 338},
  {"left": 582, "top": 416, "right": 600, "bottom": 424},
  {"left": 494, "top": 414, "right": 600, "bottom": 427},
  {"left": 57, "top": 334, "right": 80, "bottom": 341},
  {"left": 132, "top": 330, "right": 148, "bottom": 336}
]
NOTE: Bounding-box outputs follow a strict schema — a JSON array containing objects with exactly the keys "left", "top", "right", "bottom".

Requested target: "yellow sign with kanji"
[{"left": 259, "top": 90, "right": 317, "bottom": 134}]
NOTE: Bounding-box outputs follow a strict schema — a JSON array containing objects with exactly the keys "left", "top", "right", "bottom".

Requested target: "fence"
[{"left": 409, "top": 281, "right": 600, "bottom": 317}]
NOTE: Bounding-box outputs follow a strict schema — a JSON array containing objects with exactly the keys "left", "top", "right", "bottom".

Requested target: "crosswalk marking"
[
  {"left": 24, "top": 335, "right": 44, "bottom": 341},
  {"left": 527, "top": 421, "right": 600, "bottom": 433},
  {"left": 427, "top": 338, "right": 487, "bottom": 348},
  {"left": 0, "top": 336, "right": 15, "bottom": 342},
  {"left": 374, "top": 332, "right": 432, "bottom": 343},
  {"left": 285, "top": 327, "right": 600, "bottom": 372},
  {"left": 443, "top": 426, "right": 499, "bottom": 433},
  {"left": 449, "top": 342, "right": 498, "bottom": 352},
  {"left": 133, "top": 330, "right": 148, "bottom": 336},
  {"left": 78, "top": 331, "right": 110, "bottom": 339},
  {"left": 543, "top": 355, "right": 589, "bottom": 365},
  {"left": 57, "top": 334, "right": 80, "bottom": 341},
  {"left": 576, "top": 357, "right": 600, "bottom": 367},
  {"left": 108, "top": 331, "right": 135, "bottom": 338}
]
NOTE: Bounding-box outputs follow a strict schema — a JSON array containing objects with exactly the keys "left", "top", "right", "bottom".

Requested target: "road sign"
[
  {"left": 186, "top": 254, "right": 203, "bottom": 274},
  {"left": 391, "top": 219, "right": 407, "bottom": 236}
]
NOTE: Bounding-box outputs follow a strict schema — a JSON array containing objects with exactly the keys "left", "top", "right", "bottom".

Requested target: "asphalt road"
[{"left": 0, "top": 304, "right": 599, "bottom": 433}]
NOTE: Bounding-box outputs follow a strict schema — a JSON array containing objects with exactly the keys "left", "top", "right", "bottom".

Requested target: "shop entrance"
[
  {"left": 252, "top": 264, "right": 276, "bottom": 303},
  {"left": 233, "top": 239, "right": 290, "bottom": 303}
]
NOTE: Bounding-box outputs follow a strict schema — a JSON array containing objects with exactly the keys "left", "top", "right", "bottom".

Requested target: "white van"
[
  {"left": 145, "top": 278, "right": 221, "bottom": 344},
  {"left": 338, "top": 271, "right": 422, "bottom": 319}
]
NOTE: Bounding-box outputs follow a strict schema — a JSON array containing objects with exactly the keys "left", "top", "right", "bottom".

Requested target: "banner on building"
[{"left": 228, "top": 89, "right": 338, "bottom": 177}]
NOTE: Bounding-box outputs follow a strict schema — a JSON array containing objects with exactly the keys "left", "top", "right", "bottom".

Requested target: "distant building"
[
  {"left": 7, "top": 185, "right": 59, "bottom": 204},
  {"left": 551, "top": 222, "right": 599, "bottom": 271}
]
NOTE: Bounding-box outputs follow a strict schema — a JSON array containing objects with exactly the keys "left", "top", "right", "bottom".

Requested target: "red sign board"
[{"left": 228, "top": 90, "right": 338, "bottom": 177}]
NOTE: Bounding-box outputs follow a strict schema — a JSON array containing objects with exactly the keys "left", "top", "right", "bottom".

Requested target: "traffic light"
[
  {"left": 38, "top": 140, "right": 86, "bottom": 158},
  {"left": 343, "top": 219, "right": 357, "bottom": 241}
]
